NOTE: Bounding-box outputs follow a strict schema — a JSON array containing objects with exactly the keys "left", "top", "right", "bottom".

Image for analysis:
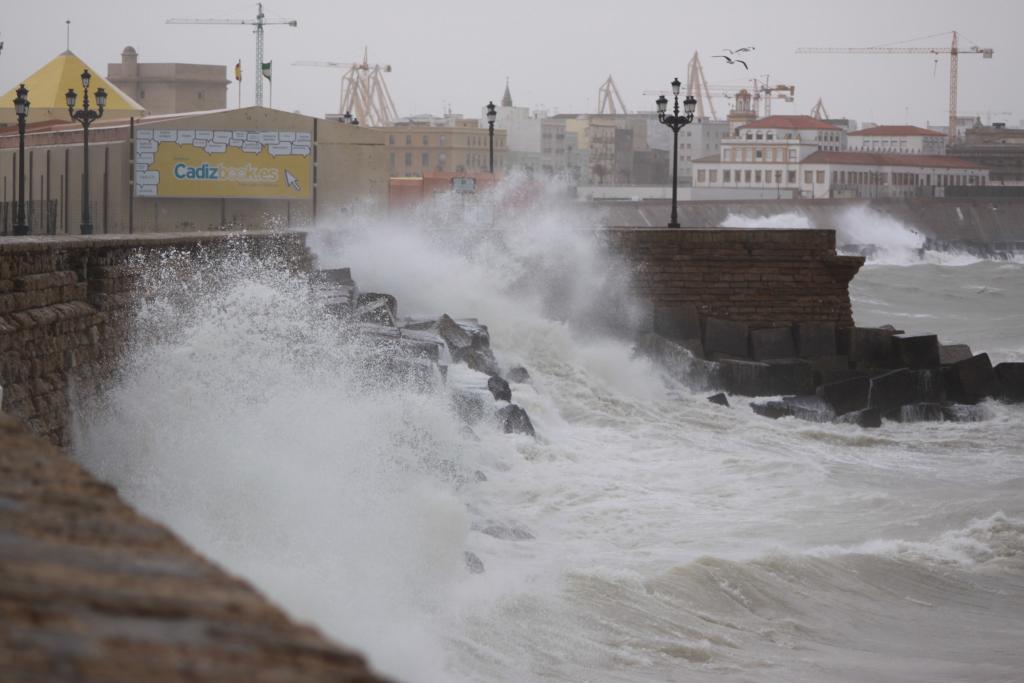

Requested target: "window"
[
  {"left": 697, "top": 169, "right": 707, "bottom": 183},
  {"left": 775, "top": 170, "right": 782, "bottom": 184},
  {"left": 422, "top": 152, "right": 429, "bottom": 166},
  {"left": 746, "top": 132, "right": 753, "bottom": 140},
  {"left": 816, "top": 170, "right": 825, "bottom": 184},
  {"left": 744, "top": 170, "right": 752, "bottom": 182},
  {"left": 422, "top": 135, "right": 429, "bottom": 145},
  {"left": 766, "top": 133, "right": 774, "bottom": 140},
  {"left": 755, "top": 170, "right": 762, "bottom": 183},
  {"left": 388, "top": 135, "right": 395, "bottom": 145},
  {"left": 389, "top": 152, "right": 395, "bottom": 170},
  {"left": 804, "top": 170, "right": 812, "bottom": 184},
  {"left": 405, "top": 135, "right": 412, "bottom": 145},
  {"left": 787, "top": 170, "right": 796, "bottom": 183},
  {"left": 709, "top": 170, "right": 718, "bottom": 182},
  {"left": 743, "top": 149, "right": 752, "bottom": 161},
  {"left": 755, "top": 149, "right": 763, "bottom": 160},
  {"left": 723, "top": 169, "right": 732, "bottom": 182},
  {"left": 440, "top": 135, "right": 447, "bottom": 145},
  {"left": 756, "top": 132, "right": 763, "bottom": 140},
  {"left": 404, "top": 152, "right": 412, "bottom": 166},
  {"left": 788, "top": 149, "right": 797, "bottom": 161}
]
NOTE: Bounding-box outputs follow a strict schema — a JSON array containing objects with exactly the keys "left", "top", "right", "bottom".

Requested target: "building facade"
[
  {"left": 381, "top": 121, "right": 506, "bottom": 176},
  {"left": 949, "top": 124, "right": 1024, "bottom": 186},
  {"left": 847, "top": 125, "right": 947, "bottom": 155},
  {"left": 108, "top": 46, "right": 229, "bottom": 115}
]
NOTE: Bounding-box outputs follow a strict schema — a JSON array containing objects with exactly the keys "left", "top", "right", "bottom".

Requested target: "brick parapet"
[{"left": 604, "top": 228, "right": 864, "bottom": 328}]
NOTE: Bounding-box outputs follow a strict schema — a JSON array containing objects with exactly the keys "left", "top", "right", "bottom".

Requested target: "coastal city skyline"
[{"left": 2, "top": 0, "right": 1022, "bottom": 127}]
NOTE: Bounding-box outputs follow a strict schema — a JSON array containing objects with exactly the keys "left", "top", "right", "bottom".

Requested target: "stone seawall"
[
  {"left": 606, "top": 228, "right": 864, "bottom": 328},
  {"left": 0, "top": 232, "right": 311, "bottom": 447}
]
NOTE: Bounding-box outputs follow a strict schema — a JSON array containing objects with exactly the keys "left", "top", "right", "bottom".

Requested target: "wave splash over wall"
[{"left": 73, "top": 177, "right": 1024, "bottom": 682}]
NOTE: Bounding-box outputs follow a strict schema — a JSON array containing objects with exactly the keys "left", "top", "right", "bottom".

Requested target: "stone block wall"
[
  {"left": 605, "top": 228, "right": 864, "bottom": 328},
  {"left": 0, "top": 232, "right": 312, "bottom": 447}
]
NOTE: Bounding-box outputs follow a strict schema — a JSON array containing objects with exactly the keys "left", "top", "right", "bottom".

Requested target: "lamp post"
[
  {"left": 13, "top": 84, "right": 30, "bottom": 236},
  {"left": 656, "top": 78, "right": 697, "bottom": 228},
  {"left": 66, "top": 69, "right": 107, "bottom": 235},
  {"left": 485, "top": 101, "right": 496, "bottom": 173}
]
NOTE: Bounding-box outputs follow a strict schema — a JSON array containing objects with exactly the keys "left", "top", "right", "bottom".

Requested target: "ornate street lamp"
[
  {"left": 485, "top": 101, "right": 497, "bottom": 173},
  {"left": 66, "top": 69, "right": 107, "bottom": 235},
  {"left": 13, "top": 84, "right": 30, "bottom": 236},
  {"left": 656, "top": 77, "right": 697, "bottom": 228}
]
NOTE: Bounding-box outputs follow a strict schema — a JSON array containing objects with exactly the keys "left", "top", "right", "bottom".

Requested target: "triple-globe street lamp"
[
  {"left": 65, "top": 69, "right": 107, "bottom": 235},
  {"left": 13, "top": 84, "right": 30, "bottom": 236},
  {"left": 656, "top": 78, "right": 697, "bottom": 228}
]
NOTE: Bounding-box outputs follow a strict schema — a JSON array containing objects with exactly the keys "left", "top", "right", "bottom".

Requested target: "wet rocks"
[
  {"left": 818, "top": 375, "right": 870, "bottom": 416},
  {"left": 355, "top": 292, "right": 398, "bottom": 326},
  {"left": 496, "top": 404, "right": 535, "bottom": 437},
  {"left": 478, "top": 522, "right": 535, "bottom": 541},
  {"left": 939, "top": 343, "right": 973, "bottom": 366},
  {"left": 868, "top": 369, "right": 918, "bottom": 414},
  {"left": 707, "top": 392, "right": 730, "bottom": 407},
  {"left": 944, "top": 353, "right": 1000, "bottom": 404},
  {"left": 408, "top": 314, "right": 501, "bottom": 377},
  {"left": 835, "top": 407, "right": 882, "bottom": 428},
  {"left": 487, "top": 376, "right": 512, "bottom": 402},
  {"left": 892, "top": 333, "right": 941, "bottom": 370},
  {"left": 505, "top": 366, "right": 531, "bottom": 384},
  {"left": 464, "top": 551, "right": 485, "bottom": 574}
]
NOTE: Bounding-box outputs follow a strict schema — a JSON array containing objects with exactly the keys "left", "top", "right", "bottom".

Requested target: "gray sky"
[{"left": 3, "top": 0, "right": 1021, "bottom": 127}]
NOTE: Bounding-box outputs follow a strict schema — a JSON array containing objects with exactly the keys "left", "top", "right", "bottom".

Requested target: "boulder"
[
  {"left": 808, "top": 355, "right": 854, "bottom": 386},
  {"left": 750, "top": 327, "right": 796, "bottom": 361},
  {"left": 939, "top": 343, "right": 973, "bottom": 366},
  {"left": 496, "top": 404, "right": 535, "bottom": 437},
  {"left": 703, "top": 318, "right": 750, "bottom": 360},
  {"left": 487, "top": 375, "right": 512, "bottom": 402},
  {"left": 707, "top": 392, "right": 730, "bottom": 407},
  {"left": 479, "top": 523, "right": 535, "bottom": 541},
  {"left": 795, "top": 322, "right": 837, "bottom": 359},
  {"left": 835, "top": 407, "right": 882, "bottom": 428},
  {"left": 868, "top": 368, "right": 917, "bottom": 414},
  {"left": 892, "top": 333, "right": 940, "bottom": 369},
  {"left": 819, "top": 375, "right": 870, "bottom": 416},
  {"left": 944, "top": 353, "right": 999, "bottom": 404},
  {"left": 506, "top": 366, "right": 531, "bottom": 383},
  {"left": 716, "top": 359, "right": 769, "bottom": 396},
  {"left": 751, "top": 400, "right": 792, "bottom": 420},
  {"left": 653, "top": 305, "right": 701, "bottom": 344},
  {"left": 994, "top": 362, "right": 1024, "bottom": 403},
  {"left": 430, "top": 314, "right": 501, "bottom": 376},
  {"left": 782, "top": 394, "right": 835, "bottom": 422},
  {"left": 763, "top": 359, "right": 817, "bottom": 396},
  {"left": 636, "top": 333, "right": 717, "bottom": 391},
  {"left": 356, "top": 292, "right": 398, "bottom": 325},
  {"left": 911, "top": 369, "right": 948, "bottom": 404}
]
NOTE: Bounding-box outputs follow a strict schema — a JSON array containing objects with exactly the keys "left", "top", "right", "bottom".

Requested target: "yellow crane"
[{"left": 797, "top": 31, "right": 993, "bottom": 143}]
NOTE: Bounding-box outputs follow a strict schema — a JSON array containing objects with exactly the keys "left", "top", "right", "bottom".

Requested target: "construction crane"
[
  {"left": 797, "top": 31, "right": 993, "bottom": 143},
  {"left": 167, "top": 3, "right": 297, "bottom": 107},
  {"left": 294, "top": 50, "right": 398, "bottom": 126},
  {"left": 597, "top": 76, "right": 628, "bottom": 115},
  {"left": 810, "top": 98, "right": 830, "bottom": 120},
  {"left": 752, "top": 76, "right": 795, "bottom": 117}
]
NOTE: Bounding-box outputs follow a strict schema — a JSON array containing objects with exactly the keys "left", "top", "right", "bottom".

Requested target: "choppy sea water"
[{"left": 74, "top": 191, "right": 1024, "bottom": 682}]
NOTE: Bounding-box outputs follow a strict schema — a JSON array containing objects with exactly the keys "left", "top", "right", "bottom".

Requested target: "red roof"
[
  {"left": 803, "top": 151, "right": 984, "bottom": 169},
  {"left": 848, "top": 125, "right": 945, "bottom": 137},
  {"left": 740, "top": 115, "right": 841, "bottom": 131}
]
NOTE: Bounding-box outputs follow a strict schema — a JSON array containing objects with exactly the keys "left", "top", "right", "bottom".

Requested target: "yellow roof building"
[{"left": 0, "top": 50, "right": 145, "bottom": 125}]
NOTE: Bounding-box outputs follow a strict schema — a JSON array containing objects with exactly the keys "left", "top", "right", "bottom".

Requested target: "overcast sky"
[{"left": 3, "top": 0, "right": 1021, "bottom": 128}]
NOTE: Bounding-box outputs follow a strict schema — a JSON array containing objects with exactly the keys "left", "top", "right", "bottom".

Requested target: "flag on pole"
[
  {"left": 261, "top": 61, "right": 272, "bottom": 81},
  {"left": 234, "top": 60, "right": 242, "bottom": 81}
]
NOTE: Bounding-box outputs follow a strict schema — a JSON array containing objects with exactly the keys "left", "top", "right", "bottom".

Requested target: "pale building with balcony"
[{"left": 848, "top": 125, "right": 947, "bottom": 155}]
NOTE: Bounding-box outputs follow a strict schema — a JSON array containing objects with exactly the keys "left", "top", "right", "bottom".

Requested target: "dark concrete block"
[
  {"left": 750, "top": 327, "right": 796, "bottom": 361},
  {"left": 653, "top": 305, "right": 701, "bottom": 344},
  {"left": 892, "top": 333, "right": 940, "bottom": 369},
  {"left": 944, "top": 353, "right": 999, "bottom": 404},
  {"left": 845, "top": 327, "right": 898, "bottom": 368},
  {"left": 809, "top": 355, "right": 853, "bottom": 386},
  {"left": 716, "top": 359, "right": 770, "bottom": 396},
  {"left": 707, "top": 392, "right": 730, "bottom": 407},
  {"left": 835, "top": 407, "right": 882, "bottom": 428},
  {"left": 782, "top": 394, "right": 835, "bottom": 422},
  {"left": 939, "top": 343, "right": 973, "bottom": 366},
  {"left": 751, "top": 400, "right": 792, "bottom": 419},
  {"left": 764, "top": 359, "right": 817, "bottom": 395},
  {"left": 795, "top": 322, "right": 837, "bottom": 359},
  {"left": 911, "top": 369, "right": 948, "bottom": 404},
  {"left": 941, "top": 403, "right": 991, "bottom": 422},
  {"left": 704, "top": 317, "right": 750, "bottom": 360},
  {"left": 869, "top": 368, "right": 917, "bottom": 414},
  {"left": 994, "top": 362, "right": 1024, "bottom": 403},
  {"left": 819, "top": 375, "right": 870, "bottom": 416}
]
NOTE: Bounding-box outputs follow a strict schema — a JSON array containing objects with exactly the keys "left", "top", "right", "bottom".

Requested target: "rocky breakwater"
[
  {"left": 0, "top": 412, "right": 390, "bottom": 682},
  {"left": 638, "top": 305, "right": 1024, "bottom": 427}
]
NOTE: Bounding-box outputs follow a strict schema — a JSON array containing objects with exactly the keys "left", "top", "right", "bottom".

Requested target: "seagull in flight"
[
  {"left": 714, "top": 55, "right": 749, "bottom": 69},
  {"left": 722, "top": 46, "right": 755, "bottom": 55}
]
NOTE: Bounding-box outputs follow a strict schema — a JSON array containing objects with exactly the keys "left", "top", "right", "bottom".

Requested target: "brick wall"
[
  {"left": 605, "top": 228, "right": 864, "bottom": 328},
  {"left": 0, "top": 232, "right": 311, "bottom": 447}
]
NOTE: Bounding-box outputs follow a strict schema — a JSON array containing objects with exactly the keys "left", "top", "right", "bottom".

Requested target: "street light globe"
[
  {"left": 656, "top": 95, "right": 668, "bottom": 115},
  {"left": 66, "top": 88, "right": 77, "bottom": 110},
  {"left": 81, "top": 69, "right": 91, "bottom": 90},
  {"left": 671, "top": 78, "right": 681, "bottom": 96},
  {"left": 95, "top": 88, "right": 108, "bottom": 109},
  {"left": 683, "top": 95, "right": 697, "bottom": 116},
  {"left": 486, "top": 101, "right": 497, "bottom": 124}
]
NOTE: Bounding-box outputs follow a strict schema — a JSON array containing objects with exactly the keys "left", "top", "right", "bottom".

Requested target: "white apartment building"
[
  {"left": 693, "top": 115, "right": 987, "bottom": 198},
  {"left": 847, "top": 125, "right": 947, "bottom": 155}
]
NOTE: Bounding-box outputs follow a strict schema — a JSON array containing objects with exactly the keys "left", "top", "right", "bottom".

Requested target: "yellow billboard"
[{"left": 134, "top": 128, "right": 312, "bottom": 199}]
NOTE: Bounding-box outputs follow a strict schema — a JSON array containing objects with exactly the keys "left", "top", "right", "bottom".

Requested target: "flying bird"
[
  {"left": 722, "top": 47, "right": 755, "bottom": 54},
  {"left": 714, "top": 55, "right": 749, "bottom": 69}
]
